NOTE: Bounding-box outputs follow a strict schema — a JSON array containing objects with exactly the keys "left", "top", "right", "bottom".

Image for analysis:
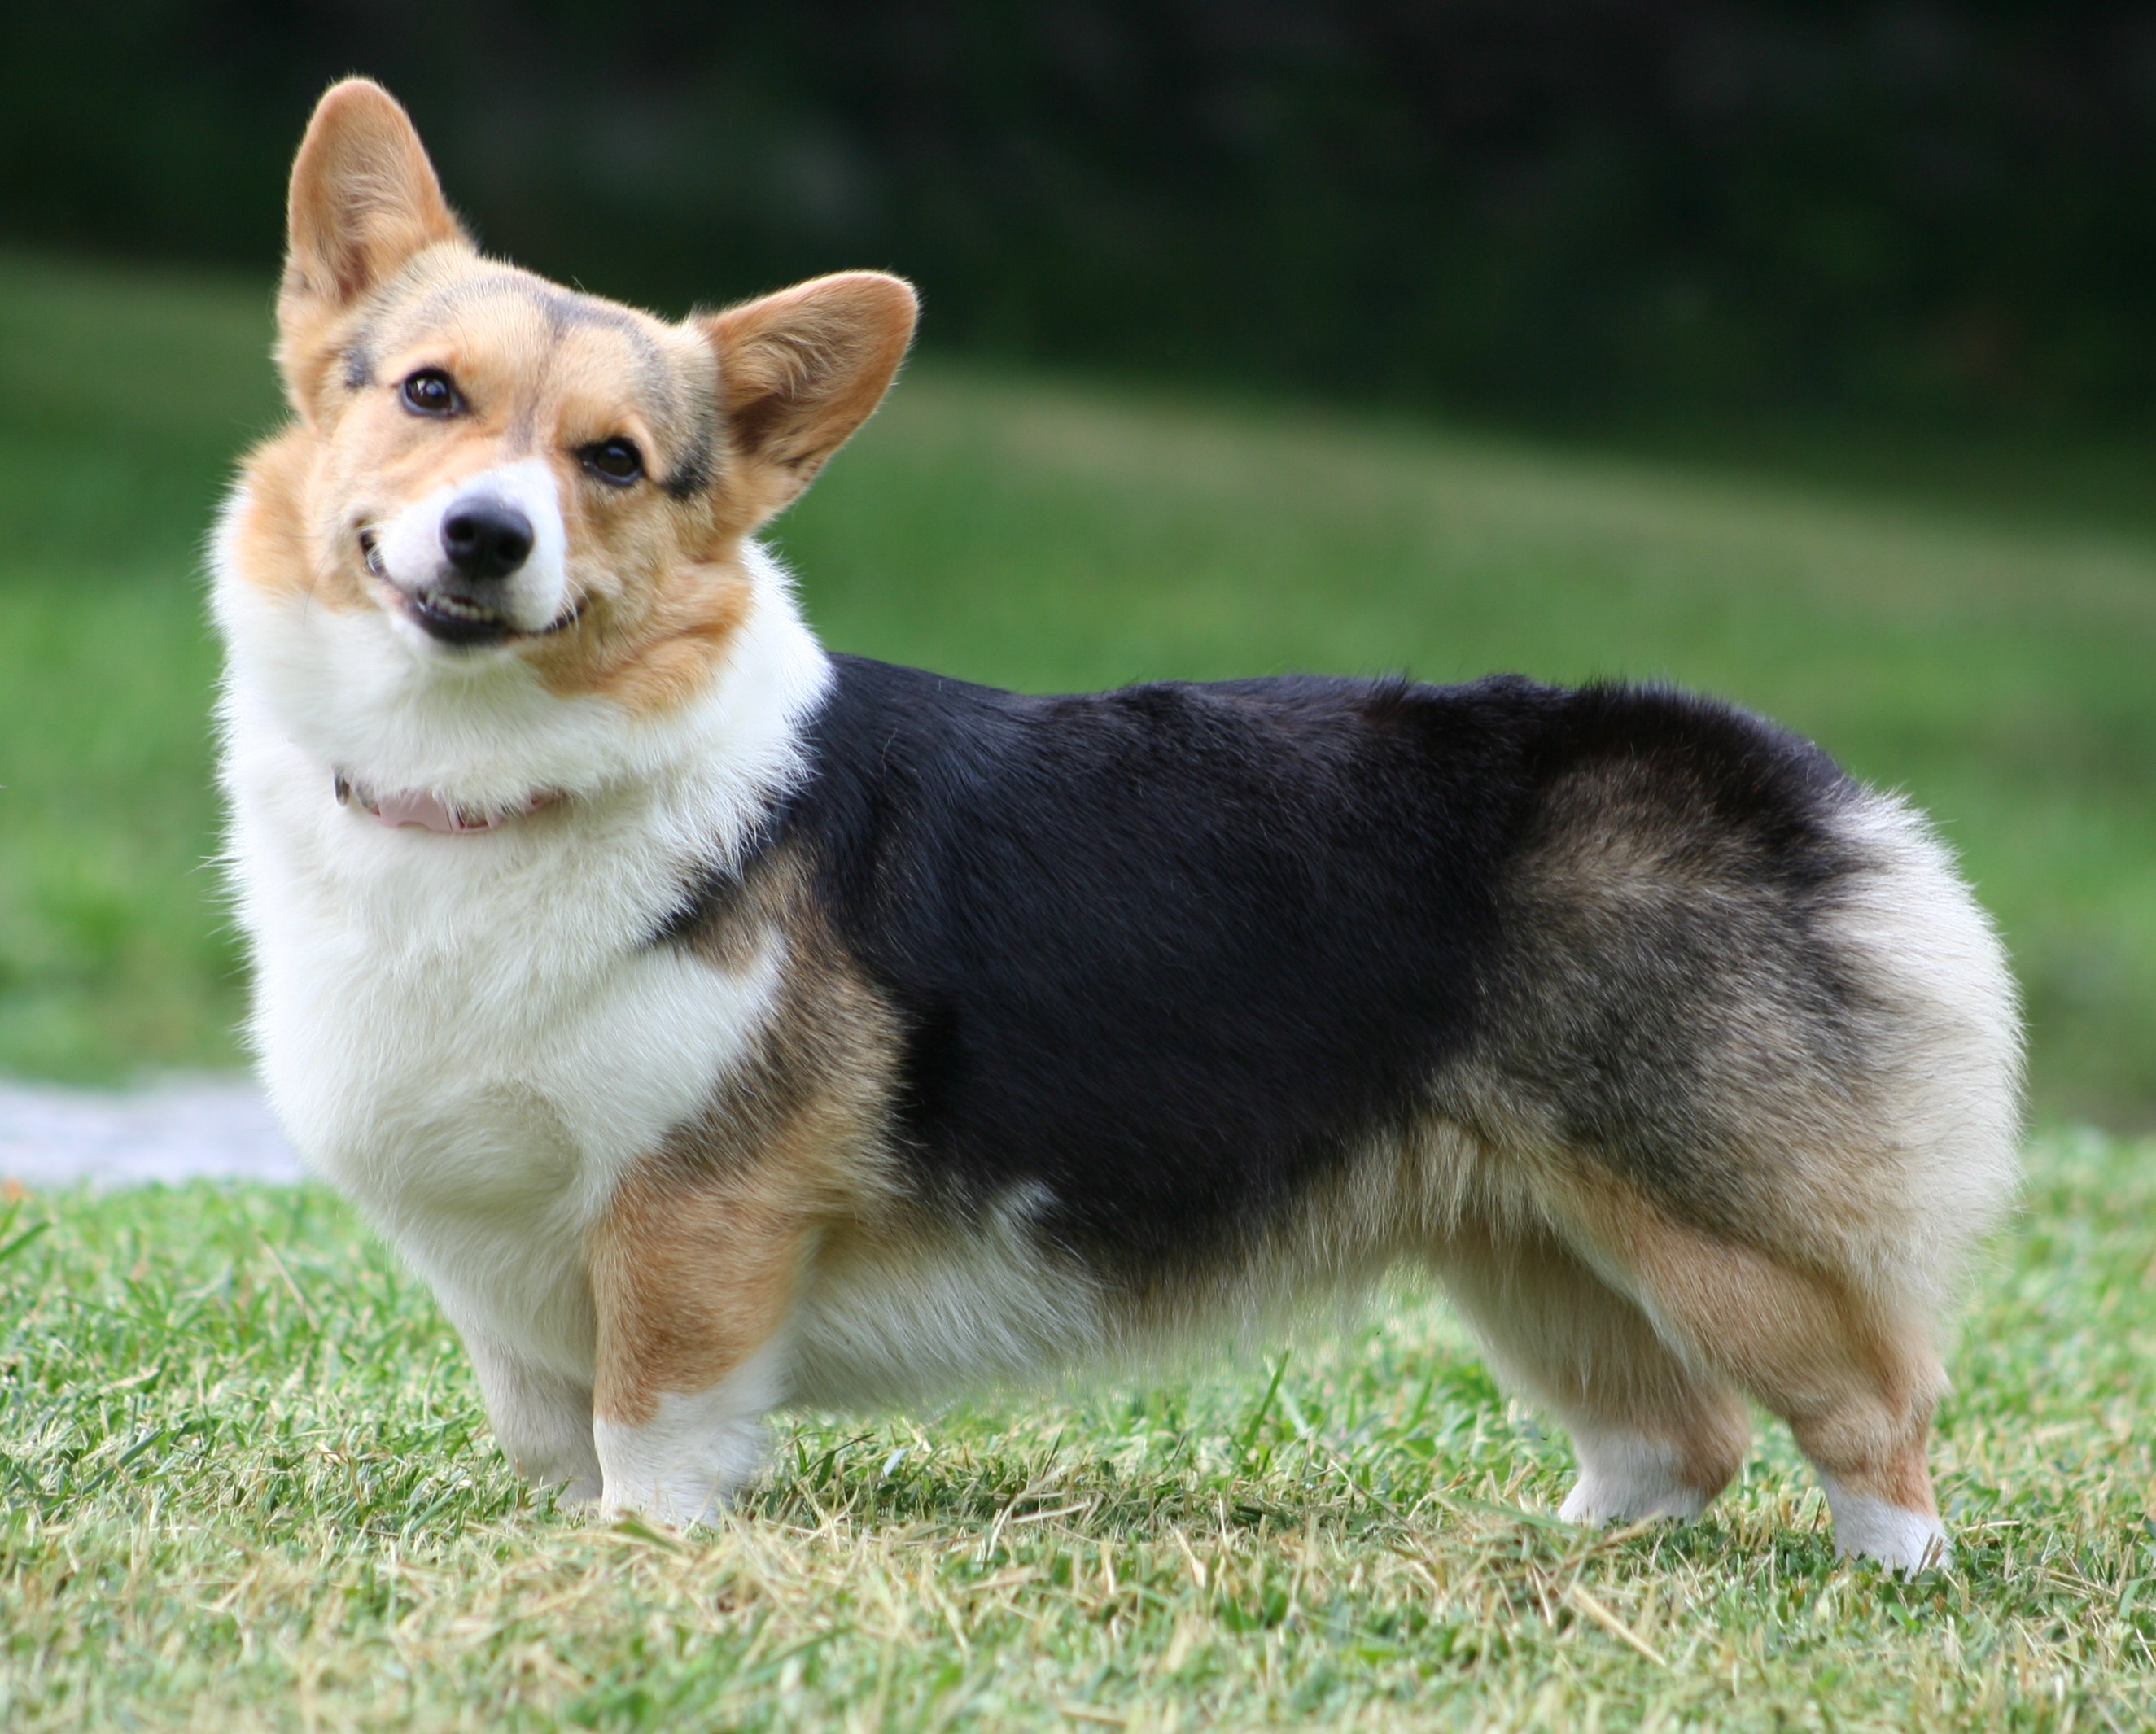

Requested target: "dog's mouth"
[
  {"left": 359, "top": 531, "right": 583, "bottom": 648},
  {"left": 405, "top": 587, "right": 520, "bottom": 647}
]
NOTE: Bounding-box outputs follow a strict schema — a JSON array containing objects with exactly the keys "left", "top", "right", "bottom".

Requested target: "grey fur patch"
[
  {"left": 1457, "top": 752, "right": 1883, "bottom": 1241},
  {"left": 661, "top": 384, "right": 719, "bottom": 500},
  {"left": 414, "top": 270, "right": 659, "bottom": 354}
]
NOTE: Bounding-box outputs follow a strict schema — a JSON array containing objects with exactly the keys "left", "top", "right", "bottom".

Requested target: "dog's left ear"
[
  {"left": 702, "top": 273, "right": 918, "bottom": 527},
  {"left": 278, "top": 79, "right": 470, "bottom": 415}
]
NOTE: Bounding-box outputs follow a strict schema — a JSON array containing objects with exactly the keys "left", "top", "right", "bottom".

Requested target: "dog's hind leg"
[
  {"left": 1432, "top": 1220, "right": 1751, "bottom": 1527},
  {"left": 1555, "top": 1186, "right": 1953, "bottom": 1575}
]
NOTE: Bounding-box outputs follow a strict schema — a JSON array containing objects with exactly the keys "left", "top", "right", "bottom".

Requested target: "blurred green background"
[{"left": 2, "top": 6, "right": 2154, "bottom": 1126}]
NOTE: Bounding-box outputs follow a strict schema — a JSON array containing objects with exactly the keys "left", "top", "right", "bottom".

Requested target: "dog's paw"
[
  {"left": 1559, "top": 1430, "right": 1717, "bottom": 1526},
  {"left": 593, "top": 1389, "right": 769, "bottom": 1530},
  {"left": 549, "top": 1474, "right": 602, "bottom": 1510},
  {"left": 1559, "top": 1476, "right": 1712, "bottom": 1527},
  {"left": 596, "top": 1485, "right": 725, "bottom": 1531},
  {"left": 1821, "top": 1476, "right": 1951, "bottom": 1575}
]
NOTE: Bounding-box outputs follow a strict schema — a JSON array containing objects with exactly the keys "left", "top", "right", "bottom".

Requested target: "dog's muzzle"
[
  {"left": 396, "top": 496, "right": 535, "bottom": 646},
  {"left": 377, "top": 493, "right": 532, "bottom": 642}
]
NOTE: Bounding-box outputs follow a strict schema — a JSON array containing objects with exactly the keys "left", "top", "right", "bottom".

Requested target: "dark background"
[{"left": 8, "top": 0, "right": 2155, "bottom": 433}]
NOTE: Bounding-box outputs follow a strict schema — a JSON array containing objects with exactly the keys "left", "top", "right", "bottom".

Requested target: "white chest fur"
[
  {"left": 216, "top": 533, "right": 829, "bottom": 1387},
  {"left": 242, "top": 811, "right": 782, "bottom": 1382}
]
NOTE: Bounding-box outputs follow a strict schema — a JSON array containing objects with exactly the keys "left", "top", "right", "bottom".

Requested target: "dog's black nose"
[{"left": 440, "top": 499, "right": 533, "bottom": 580}]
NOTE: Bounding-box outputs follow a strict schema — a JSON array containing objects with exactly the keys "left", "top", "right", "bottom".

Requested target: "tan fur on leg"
[
  {"left": 586, "top": 1162, "right": 815, "bottom": 1524},
  {"left": 590, "top": 1163, "right": 811, "bottom": 1430},
  {"left": 1433, "top": 1219, "right": 1750, "bottom": 1524},
  {"left": 1555, "top": 1179, "right": 1950, "bottom": 1572}
]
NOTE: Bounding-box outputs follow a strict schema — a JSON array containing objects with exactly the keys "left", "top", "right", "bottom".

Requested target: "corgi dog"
[{"left": 216, "top": 78, "right": 2021, "bottom": 1575}]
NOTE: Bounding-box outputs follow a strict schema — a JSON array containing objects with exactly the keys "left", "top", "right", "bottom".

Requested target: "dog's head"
[{"left": 221, "top": 78, "right": 912, "bottom": 752}]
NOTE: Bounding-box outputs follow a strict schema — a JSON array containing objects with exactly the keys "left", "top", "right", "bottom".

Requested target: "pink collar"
[{"left": 334, "top": 771, "right": 558, "bottom": 833}]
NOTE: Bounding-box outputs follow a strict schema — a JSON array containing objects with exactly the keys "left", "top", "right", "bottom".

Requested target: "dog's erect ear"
[
  {"left": 278, "top": 79, "right": 466, "bottom": 408},
  {"left": 702, "top": 273, "right": 918, "bottom": 526}
]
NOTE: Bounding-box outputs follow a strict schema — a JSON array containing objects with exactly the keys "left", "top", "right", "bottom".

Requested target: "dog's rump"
[{"left": 677, "top": 653, "right": 2009, "bottom": 1281}]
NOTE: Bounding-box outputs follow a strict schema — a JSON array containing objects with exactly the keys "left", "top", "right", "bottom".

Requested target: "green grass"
[
  {"left": 2, "top": 1130, "right": 2152, "bottom": 1731},
  {"left": 6, "top": 251, "right": 2156, "bottom": 1116}
]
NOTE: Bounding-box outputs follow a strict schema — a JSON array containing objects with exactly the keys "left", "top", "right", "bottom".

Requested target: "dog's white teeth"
[{"left": 420, "top": 592, "right": 504, "bottom": 625}]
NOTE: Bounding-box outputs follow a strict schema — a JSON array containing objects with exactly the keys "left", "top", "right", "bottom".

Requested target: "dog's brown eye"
[
  {"left": 400, "top": 369, "right": 460, "bottom": 416},
  {"left": 582, "top": 438, "right": 643, "bottom": 486}
]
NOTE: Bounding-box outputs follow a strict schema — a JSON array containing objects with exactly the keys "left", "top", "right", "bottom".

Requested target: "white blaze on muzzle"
[{"left": 371, "top": 456, "right": 571, "bottom": 641}]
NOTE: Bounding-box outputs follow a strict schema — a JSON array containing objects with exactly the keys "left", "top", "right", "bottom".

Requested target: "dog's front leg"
[
  {"left": 587, "top": 1163, "right": 807, "bottom": 1528},
  {"left": 460, "top": 1328, "right": 602, "bottom": 1505}
]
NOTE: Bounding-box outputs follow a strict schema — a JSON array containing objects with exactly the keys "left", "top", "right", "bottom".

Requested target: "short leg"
[
  {"left": 1778, "top": 1330, "right": 1948, "bottom": 1574},
  {"left": 1558, "top": 1189, "right": 1951, "bottom": 1574},
  {"left": 587, "top": 1163, "right": 807, "bottom": 1527},
  {"left": 1432, "top": 1221, "right": 1751, "bottom": 1526},
  {"left": 461, "top": 1331, "right": 601, "bottom": 1504}
]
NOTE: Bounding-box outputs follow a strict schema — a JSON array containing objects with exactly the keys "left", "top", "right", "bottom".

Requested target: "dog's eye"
[
  {"left": 400, "top": 369, "right": 461, "bottom": 417},
  {"left": 582, "top": 438, "right": 644, "bottom": 486}
]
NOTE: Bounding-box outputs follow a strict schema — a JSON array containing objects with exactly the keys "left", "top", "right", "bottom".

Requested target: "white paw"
[
  {"left": 462, "top": 1334, "right": 604, "bottom": 1506},
  {"left": 507, "top": 1449, "right": 604, "bottom": 1505},
  {"left": 1819, "top": 1476, "right": 1950, "bottom": 1575},
  {"left": 593, "top": 1351, "right": 782, "bottom": 1529},
  {"left": 596, "top": 1470, "right": 738, "bottom": 1530},
  {"left": 595, "top": 1406, "right": 767, "bottom": 1527},
  {"left": 1559, "top": 1430, "right": 1714, "bottom": 1525}
]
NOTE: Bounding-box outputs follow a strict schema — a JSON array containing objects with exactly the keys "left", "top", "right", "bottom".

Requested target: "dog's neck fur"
[{"left": 214, "top": 521, "right": 831, "bottom": 899}]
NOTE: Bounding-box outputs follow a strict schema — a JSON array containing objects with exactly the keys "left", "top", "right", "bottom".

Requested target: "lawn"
[
  {"left": 2, "top": 1133, "right": 2152, "bottom": 1731},
  {"left": 6, "top": 251, "right": 2156, "bottom": 1119}
]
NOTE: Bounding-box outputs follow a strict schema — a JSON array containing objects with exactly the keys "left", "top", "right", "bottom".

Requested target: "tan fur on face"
[
  {"left": 242, "top": 77, "right": 916, "bottom": 714},
  {"left": 225, "top": 427, "right": 350, "bottom": 609}
]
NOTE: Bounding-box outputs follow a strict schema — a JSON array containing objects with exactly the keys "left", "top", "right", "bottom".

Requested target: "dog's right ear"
[{"left": 278, "top": 79, "right": 467, "bottom": 415}]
